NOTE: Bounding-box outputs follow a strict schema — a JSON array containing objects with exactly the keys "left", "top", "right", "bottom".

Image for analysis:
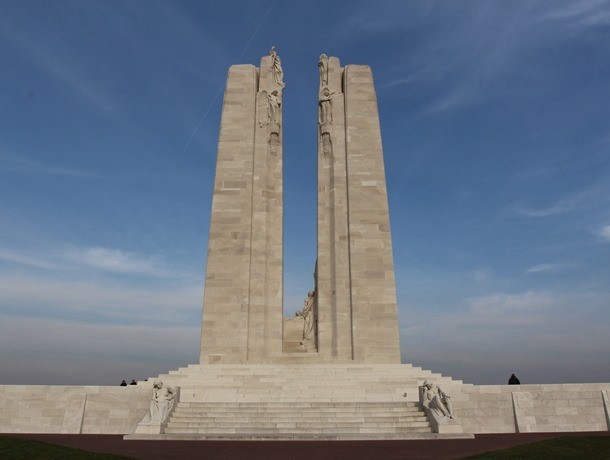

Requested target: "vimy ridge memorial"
[{"left": 1, "top": 49, "right": 609, "bottom": 439}]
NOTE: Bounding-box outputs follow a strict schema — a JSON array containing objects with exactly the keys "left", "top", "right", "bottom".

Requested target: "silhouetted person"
[
  {"left": 130, "top": 379, "right": 137, "bottom": 385},
  {"left": 120, "top": 380, "right": 127, "bottom": 386},
  {"left": 508, "top": 373, "right": 520, "bottom": 385}
]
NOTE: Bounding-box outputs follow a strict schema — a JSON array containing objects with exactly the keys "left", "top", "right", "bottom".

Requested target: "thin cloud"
[
  {"left": 471, "top": 267, "right": 491, "bottom": 283},
  {"left": 466, "top": 290, "right": 555, "bottom": 316},
  {"left": 64, "top": 246, "right": 171, "bottom": 277},
  {"left": 597, "top": 224, "right": 610, "bottom": 242},
  {"left": 0, "top": 18, "right": 118, "bottom": 115},
  {"left": 541, "top": 0, "right": 610, "bottom": 27},
  {"left": 0, "top": 153, "right": 95, "bottom": 178},
  {"left": 517, "top": 203, "right": 578, "bottom": 217},
  {"left": 399, "top": 289, "right": 610, "bottom": 384},
  {"left": 178, "top": 0, "right": 278, "bottom": 155},
  {"left": 375, "top": 1, "right": 610, "bottom": 117},
  {"left": 525, "top": 263, "right": 570, "bottom": 274},
  {"left": 0, "top": 273, "right": 202, "bottom": 323},
  {"left": 0, "top": 249, "right": 63, "bottom": 270},
  {"left": 516, "top": 189, "right": 592, "bottom": 217}
]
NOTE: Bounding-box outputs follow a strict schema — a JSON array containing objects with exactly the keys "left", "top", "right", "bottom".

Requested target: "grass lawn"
[
  {"left": 0, "top": 436, "right": 133, "bottom": 460},
  {"left": 463, "top": 435, "right": 610, "bottom": 459},
  {"left": 2, "top": 433, "right": 610, "bottom": 459}
]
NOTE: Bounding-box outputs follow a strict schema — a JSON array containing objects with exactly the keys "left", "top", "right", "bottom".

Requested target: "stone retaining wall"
[
  {"left": 455, "top": 383, "right": 610, "bottom": 433},
  {"left": 0, "top": 384, "right": 151, "bottom": 434},
  {"left": 1, "top": 380, "right": 609, "bottom": 435}
]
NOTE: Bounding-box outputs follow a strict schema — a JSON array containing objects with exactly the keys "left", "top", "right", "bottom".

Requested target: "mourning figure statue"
[
  {"left": 139, "top": 381, "right": 176, "bottom": 425},
  {"left": 421, "top": 380, "right": 455, "bottom": 420}
]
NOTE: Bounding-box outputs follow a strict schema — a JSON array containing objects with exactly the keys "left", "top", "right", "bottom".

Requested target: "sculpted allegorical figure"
[
  {"left": 269, "top": 46, "right": 285, "bottom": 88},
  {"left": 318, "top": 53, "right": 329, "bottom": 87},
  {"left": 296, "top": 290, "right": 317, "bottom": 350},
  {"left": 318, "top": 87, "right": 333, "bottom": 126},
  {"left": 259, "top": 90, "right": 281, "bottom": 128},
  {"left": 268, "top": 90, "right": 281, "bottom": 125},
  {"left": 421, "top": 380, "right": 455, "bottom": 420},
  {"left": 139, "top": 381, "right": 176, "bottom": 425}
]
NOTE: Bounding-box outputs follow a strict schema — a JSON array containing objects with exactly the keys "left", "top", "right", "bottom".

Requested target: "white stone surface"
[
  {"left": 343, "top": 64, "right": 401, "bottom": 363},
  {"left": 0, "top": 385, "right": 150, "bottom": 434},
  {"left": 316, "top": 56, "right": 353, "bottom": 361},
  {"left": 455, "top": 383, "right": 610, "bottom": 433},
  {"left": 199, "top": 63, "right": 257, "bottom": 364}
]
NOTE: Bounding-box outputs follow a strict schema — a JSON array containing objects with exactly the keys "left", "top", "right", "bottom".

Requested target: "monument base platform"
[
  {"left": 139, "top": 363, "right": 464, "bottom": 439},
  {"left": 2, "top": 364, "right": 608, "bottom": 437}
]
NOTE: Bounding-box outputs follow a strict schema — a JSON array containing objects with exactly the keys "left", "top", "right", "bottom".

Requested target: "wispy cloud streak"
[
  {"left": 0, "top": 21, "right": 118, "bottom": 115},
  {"left": 0, "top": 250, "right": 63, "bottom": 270},
  {"left": 64, "top": 246, "right": 170, "bottom": 277},
  {"left": 597, "top": 225, "right": 610, "bottom": 242},
  {"left": 179, "top": 0, "right": 278, "bottom": 155},
  {"left": 0, "top": 153, "right": 95, "bottom": 178},
  {"left": 525, "top": 263, "right": 570, "bottom": 274}
]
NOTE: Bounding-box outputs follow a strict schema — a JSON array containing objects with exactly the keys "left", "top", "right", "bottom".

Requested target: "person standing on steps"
[{"left": 508, "top": 373, "right": 520, "bottom": 385}]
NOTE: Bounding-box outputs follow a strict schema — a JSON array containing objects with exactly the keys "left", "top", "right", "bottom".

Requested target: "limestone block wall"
[
  {"left": 247, "top": 54, "right": 284, "bottom": 361},
  {"left": 0, "top": 385, "right": 150, "bottom": 434},
  {"left": 317, "top": 56, "right": 353, "bottom": 360},
  {"left": 455, "top": 383, "right": 610, "bottom": 433},
  {"left": 199, "top": 64, "right": 257, "bottom": 364},
  {"left": 343, "top": 65, "right": 401, "bottom": 363}
]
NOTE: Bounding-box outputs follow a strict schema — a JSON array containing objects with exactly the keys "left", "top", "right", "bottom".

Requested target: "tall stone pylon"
[
  {"left": 316, "top": 56, "right": 401, "bottom": 363},
  {"left": 316, "top": 54, "right": 353, "bottom": 360},
  {"left": 199, "top": 48, "right": 285, "bottom": 364}
]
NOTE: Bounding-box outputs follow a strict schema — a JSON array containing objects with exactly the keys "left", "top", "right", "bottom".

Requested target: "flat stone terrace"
[{"left": 152, "top": 363, "right": 468, "bottom": 403}]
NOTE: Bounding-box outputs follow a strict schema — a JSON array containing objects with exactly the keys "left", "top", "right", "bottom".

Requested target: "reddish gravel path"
[{"left": 9, "top": 432, "right": 610, "bottom": 460}]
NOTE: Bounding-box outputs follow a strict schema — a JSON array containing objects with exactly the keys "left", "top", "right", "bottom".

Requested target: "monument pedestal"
[{"left": 126, "top": 363, "right": 471, "bottom": 440}]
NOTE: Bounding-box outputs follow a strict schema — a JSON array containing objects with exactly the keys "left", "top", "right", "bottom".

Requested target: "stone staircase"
[
  {"left": 164, "top": 401, "right": 431, "bottom": 439},
  {"left": 128, "top": 363, "right": 472, "bottom": 440}
]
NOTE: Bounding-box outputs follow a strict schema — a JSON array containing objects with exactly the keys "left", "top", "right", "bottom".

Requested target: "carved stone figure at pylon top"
[
  {"left": 269, "top": 46, "right": 285, "bottom": 88},
  {"left": 318, "top": 53, "right": 329, "bottom": 87}
]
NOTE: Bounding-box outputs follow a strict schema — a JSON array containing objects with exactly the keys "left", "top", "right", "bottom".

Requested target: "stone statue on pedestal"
[
  {"left": 139, "top": 381, "right": 176, "bottom": 425},
  {"left": 420, "top": 380, "right": 455, "bottom": 420},
  {"left": 296, "top": 290, "right": 317, "bottom": 350}
]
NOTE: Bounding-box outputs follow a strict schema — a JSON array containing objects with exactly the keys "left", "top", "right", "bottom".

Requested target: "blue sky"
[{"left": 1, "top": 0, "right": 609, "bottom": 386}]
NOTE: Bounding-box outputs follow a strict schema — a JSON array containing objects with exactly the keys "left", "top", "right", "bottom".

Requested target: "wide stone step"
[
  {"left": 176, "top": 401, "right": 420, "bottom": 408},
  {"left": 180, "top": 398, "right": 418, "bottom": 404},
  {"left": 172, "top": 407, "right": 424, "bottom": 414},
  {"left": 173, "top": 409, "right": 422, "bottom": 415},
  {"left": 170, "top": 420, "right": 430, "bottom": 428},
  {"left": 161, "top": 376, "right": 456, "bottom": 382},
  {"left": 172, "top": 411, "right": 424, "bottom": 418},
  {"left": 167, "top": 421, "right": 432, "bottom": 429},
  {"left": 163, "top": 426, "right": 433, "bottom": 435},
  {"left": 172, "top": 414, "right": 424, "bottom": 420}
]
